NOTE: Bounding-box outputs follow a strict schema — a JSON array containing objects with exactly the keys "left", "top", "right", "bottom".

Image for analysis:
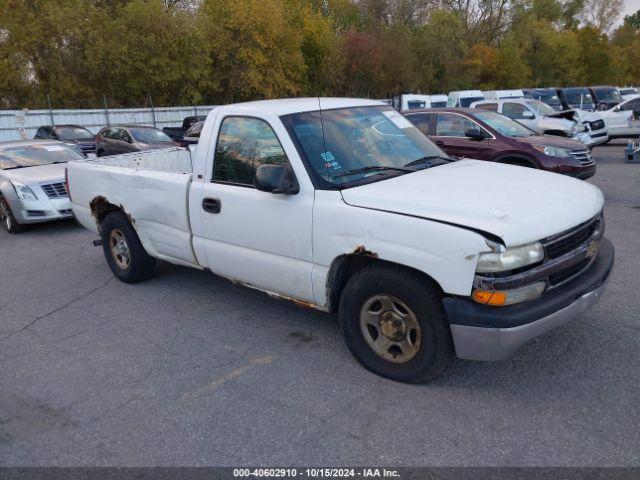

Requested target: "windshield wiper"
[
  {"left": 333, "top": 165, "right": 413, "bottom": 179},
  {"left": 404, "top": 155, "right": 453, "bottom": 168}
]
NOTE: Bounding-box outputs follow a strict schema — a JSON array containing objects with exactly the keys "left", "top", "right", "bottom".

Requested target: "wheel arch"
[
  {"left": 326, "top": 252, "right": 445, "bottom": 314},
  {"left": 494, "top": 154, "right": 538, "bottom": 168}
]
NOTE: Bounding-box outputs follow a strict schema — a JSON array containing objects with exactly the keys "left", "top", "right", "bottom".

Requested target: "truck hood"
[
  {"left": 1, "top": 163, "right": 67, "bottom": 185},
  {"left": 538, "top": 115, "right": 575, "bottom": 131},
  {"left": 340, "top": 160, "right": 604, "bottom": 246}
]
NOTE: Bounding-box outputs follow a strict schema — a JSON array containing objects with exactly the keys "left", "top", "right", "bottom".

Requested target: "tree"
[
  {"left": 624, "top": 9, "right": 640, "bottom": 30},
  {"left": 579, "top": 0, "right": 624, "bottom": 32}
]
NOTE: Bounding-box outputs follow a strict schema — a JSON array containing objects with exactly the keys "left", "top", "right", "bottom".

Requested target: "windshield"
[
  {"left": 460, "top": 96, "right": 484, "bottom": 107},
  {"left": 533, "top": 91, "right": 562, "bottom": 109},
  {"left": 55, "top": 126, "right": 95, "bottom": 141},
  {"left": 564, "top": 89, "right": 594, "bottom": 107},
  {"left": 0, "top": 144, "right": 85, "bottom": 170},
  {"left": 282, "top": 106, "right": 449, "bottom": 187},
  {"left": 472, "top": 111, "right": 535, "bottom": 137},
  {"left": 525, "top": 100, "right": 556, "bottom": 116},
  {"left": 592, "top": 88, "right": 621, "bottom": 103},
  {"left": 129, "top": 128, "right": 173, "bottom": 143},
  {"left": 620, "top": 88, "right": 638, "bottom": 96},
  {"left": 406, "top": 100, "right": 426, "bottom": 110}
]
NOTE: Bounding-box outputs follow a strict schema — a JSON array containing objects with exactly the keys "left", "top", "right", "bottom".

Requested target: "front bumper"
[
  {"left": 443, "top": 238, "right": 614, "bottom": 361},
  {"left": 9, "top": 196, "right": 73, "bottom": 224}
]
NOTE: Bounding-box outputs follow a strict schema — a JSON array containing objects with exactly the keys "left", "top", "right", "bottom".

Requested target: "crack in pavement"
[{"left": 0, "top": 276, "right": 115, "bottom": 342}]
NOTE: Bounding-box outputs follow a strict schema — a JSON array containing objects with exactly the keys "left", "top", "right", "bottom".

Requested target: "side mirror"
[
  {"left": 465, "top": 129, "right": 487, "bottom": 141},
  {"left": 522, "top": 110, "right": 535, "bottom": 119},
  {"left": 254, "top": 164, "right": 299, "bottom": 195}
]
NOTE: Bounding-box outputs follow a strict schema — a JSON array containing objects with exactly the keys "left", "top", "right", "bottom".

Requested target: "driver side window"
[
  {"left": 435, "top": 113, "right": 481, "bottom": 137},
  {"left": 213, "top": 117, "right": 288, "bottom": 186},
  {"left": 503, "top": 103, "right": 529, "bottom": 120}
]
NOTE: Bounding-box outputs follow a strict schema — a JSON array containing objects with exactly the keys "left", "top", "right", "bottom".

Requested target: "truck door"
[
  {"left": 502, "top": 102, "right": 538, "bottom": 131},
  {"left": 193, "top": 115, "right": 315, "bottom": 303}
]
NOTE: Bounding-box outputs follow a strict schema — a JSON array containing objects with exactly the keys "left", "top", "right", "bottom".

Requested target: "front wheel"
[
  {"left": 100, "top": 211, "right": 157, "bottom": 283},
  {"left": 0, "top": 197, "right": 25, "bottom": 234},
  {"left": 339, "top": 264, "right": 453, "bottom": 383}
]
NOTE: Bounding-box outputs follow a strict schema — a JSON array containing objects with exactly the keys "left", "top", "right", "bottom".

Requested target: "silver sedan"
[{"left": 0, "top": 140, "right": 86, "bottom": 234}]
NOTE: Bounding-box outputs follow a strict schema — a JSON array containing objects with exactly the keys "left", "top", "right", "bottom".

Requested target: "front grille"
[
  {"left": 569, "top": 149, "right": 595, "bottom": 166},
  {"left": 41, "top": 182, "right": 68, "bottom": 198},
  {"left": 544, "top": 216, "right": 601, "bottom": 259},
  {"left": 590, "top": 120, "right": 605, "bottom": 131},
  {"left": 79, "top": 143, "right": 95, "bottom": 152},
  {"left": 549, "top": 258, "right": 590, "bottom": 286}
]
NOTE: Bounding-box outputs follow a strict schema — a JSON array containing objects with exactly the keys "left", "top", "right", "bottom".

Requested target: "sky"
[{"left": 622, "top": 0, "right": 639, "bottom": 18}]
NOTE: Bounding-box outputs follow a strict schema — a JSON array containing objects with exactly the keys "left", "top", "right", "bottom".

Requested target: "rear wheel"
[
  {"left": 339, "top": 263, "right": 453, "bottom": 383},
  {"left": 100, "top": 211, "right": 157, "bottom": 283},
  {"left": 0, "top": 197, "right": 25, "bottom": 234}
]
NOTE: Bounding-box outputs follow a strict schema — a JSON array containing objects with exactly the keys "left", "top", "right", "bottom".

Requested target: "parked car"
[
  {"left": 0, "top": 140, "right": 85, "bottom": 233},
  {"left": 67, "top": 98, "right": 613, "bottom": 383},
  {"left": 588, "top": 86, "right": 622, "bottom": 111},
  {"left": 34, "top": 125, "right": 96, "bottom": 157},
  {"left": 447, "top": 90, "right": 485, "bottom": 108},
  {"left": 95, "top": 125, "right": 177, "bottom": 157},
  {"left": 619, "top": 87, "right": 639, "bottom": 101},
  {"left": 599, "top": 96, "right": 640, "bottom": 139},
  {"left": 162, "top": 115, "right": 207, "bottom": 142},
  {"left": 179, "top": 121, "right": 204, "bottom": 147},
  {"left": 391, "top": 94, "right": 448, "bottom": 111},
  {"left": 522, "top": 88, "right": 563, "bottom": 111},
  {"left": 403, "top": 108, "right": 596, "bottom": 179},
  {"left": 555, "top": 87, "right": 596, "bottom": 111},
  {"left": 470, "top": 98, "right": 608, "bottom": 148},
  {"left": 482, "top": 89, "right": 524, "bottom": 100}
]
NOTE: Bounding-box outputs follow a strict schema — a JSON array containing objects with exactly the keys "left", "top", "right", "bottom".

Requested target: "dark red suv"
[{"left": 403, "top": 108, "right": 596, "bottom": 179}]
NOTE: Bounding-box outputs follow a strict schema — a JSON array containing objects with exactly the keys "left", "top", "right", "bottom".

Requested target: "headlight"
[
  {"left": 476, "top": 241, "right": 544, "bottom": 273},
  {"left": 532, "top": 145, "right": 572, "bottom": 158},
  {"left": 11, "top": 181, "right": 38, "bottom": 201},
  {"left": 472, "top": 281, "right": 546, "bottom": 306}
]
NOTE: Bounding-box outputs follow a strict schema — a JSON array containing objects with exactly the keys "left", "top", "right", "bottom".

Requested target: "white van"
[
  {"left": 483, "top": 89, "right": 525, "bottom": 101},
  {"left": 447, "top": 90, "right": 485, "bottom": 108},
  {"left": 392, "top": 94, "right": 448, "bottom": 111}
]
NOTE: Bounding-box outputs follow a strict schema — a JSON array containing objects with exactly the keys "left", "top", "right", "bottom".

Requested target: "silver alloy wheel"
[
  {"left": 359, "top": 294, "right": 422, "bottom": 363},
  {"left": 109, "top": 229, "right": 131, "bottom": 270},
  {"left": 0, "top": 199, "right": 11, "bottom": 231}
]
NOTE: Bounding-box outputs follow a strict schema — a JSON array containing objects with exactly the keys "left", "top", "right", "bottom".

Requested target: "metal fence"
[{"left": 0, "top": 105, "right": 218, "bottom": 142}]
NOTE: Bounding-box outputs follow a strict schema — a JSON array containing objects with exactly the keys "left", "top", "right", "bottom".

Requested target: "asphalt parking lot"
[{"left": 1, "top": 140, "right": 639, "bottom": 467}]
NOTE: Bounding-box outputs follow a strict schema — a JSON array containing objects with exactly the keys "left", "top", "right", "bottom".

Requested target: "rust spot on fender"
[{"left": 353, "top": 245, "right": 378, "bottom": 258}]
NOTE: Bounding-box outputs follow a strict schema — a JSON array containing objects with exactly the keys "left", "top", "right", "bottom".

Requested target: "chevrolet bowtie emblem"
[{"left": 586, "top": 240, "right": 599, "bottom": 258}]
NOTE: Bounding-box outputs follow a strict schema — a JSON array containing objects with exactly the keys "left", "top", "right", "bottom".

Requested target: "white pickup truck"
[{"left": 67, "top": 98, "right": 614, "bottom": 383}]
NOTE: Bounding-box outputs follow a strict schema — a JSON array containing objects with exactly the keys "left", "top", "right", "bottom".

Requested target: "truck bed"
[
  {"left": 68, "top": 147, "right": 199, "bottom": 268},
  {"left": 93, "top": 148, "right": 193, "bottom": 173}
]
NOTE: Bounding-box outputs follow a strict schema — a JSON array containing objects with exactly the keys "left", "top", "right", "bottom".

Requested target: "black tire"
[
  {"left": 339, "top": 263, "right": 453, "bottom": 384},
  {"left": 0, "top": 197, "right": 25, "bottom": 234},
  {"left": 100, "top": 211, "right": 157, "bottom": 283}
]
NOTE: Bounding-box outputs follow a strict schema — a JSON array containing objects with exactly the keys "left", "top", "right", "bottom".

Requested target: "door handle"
[{"left": 202, "top": 197, "right": 221, "bottom": 214}]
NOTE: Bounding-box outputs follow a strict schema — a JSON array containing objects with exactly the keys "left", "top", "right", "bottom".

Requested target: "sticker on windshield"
[
  {"left": 321, "top": 151, "right": 341, "bottom": 170},
  {"left": 42, "top": 145, "right": 66, "bottom": 151},
  {"left": 382, "top": 110, "right": 414, "bottom": 129}
]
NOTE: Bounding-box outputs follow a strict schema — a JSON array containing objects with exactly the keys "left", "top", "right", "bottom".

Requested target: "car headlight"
[
  {"left": 476, "top": 241, "right": 544, "bottom": 273},
  {"left": 11, "top": 180, "right": 38, "bottom": 201},
  {"left": 532, "top": 145, "right": 572, "bottom": 158}
]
